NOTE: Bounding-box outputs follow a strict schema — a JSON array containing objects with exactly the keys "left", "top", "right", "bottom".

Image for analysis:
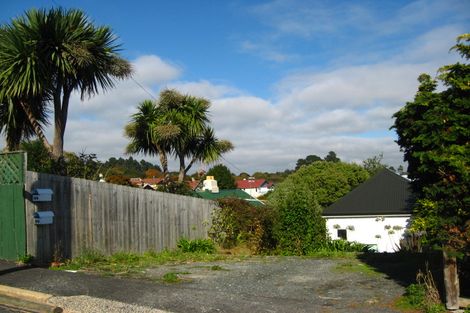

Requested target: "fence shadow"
[{"left": 358, "top": 252, "right": 470, "bottom": 298}]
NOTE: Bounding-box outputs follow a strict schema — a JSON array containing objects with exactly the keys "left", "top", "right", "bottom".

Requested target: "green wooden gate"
[{"left": 0, "top": 152, "right": 26, "bottom": 260}]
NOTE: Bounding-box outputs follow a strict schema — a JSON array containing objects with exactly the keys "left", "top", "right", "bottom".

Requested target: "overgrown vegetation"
[
  {"left": 270, "top": 183, "right": 326, "bottom": 255},
  {"left": 209, "top": 198, "right": 276, "bottom": 253},
  {"left": 396, "top": 269, "right": 445, "bottom": 313},
  {"left": 55, "top": 248, "right": 235, "bottom": 276},
  {"left": 392, "top": 34, "right": 470, "bottom": 308}
]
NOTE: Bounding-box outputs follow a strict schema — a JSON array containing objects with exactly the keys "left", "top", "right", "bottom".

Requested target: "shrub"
[
  {"left": 269, "top": 183, "right": 326, "bottom": 255},
  {"left": 157, "top": 181, "right": 193, "bottom": 195},
  {"left": 209, "top": 198, "right": 275, "bottom": 253},
  {"left": 316, "top": 240, "right": 372, "bottom": 253},
  {"left": 177, "top": 238, "right": 216, "bottom": 254}
]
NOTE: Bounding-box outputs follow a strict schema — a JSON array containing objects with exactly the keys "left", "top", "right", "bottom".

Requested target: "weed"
[
  {"left": 16, "top": 254, "right": 34, "bottom": 265},
  {"left": 177, "top": 238, "right": 216, "bottom": 254},
  {"left": 210, "top": 265, "right": 224, "bottom": 271},
  {"left": 395, "top": 267, "right": 445, "bottom": 313},
  {"left": 162, "top": 271, "right": 190, "bottom": 283},
  {"left": 162, "top": 272, "right": 180, "bottom": 283}
]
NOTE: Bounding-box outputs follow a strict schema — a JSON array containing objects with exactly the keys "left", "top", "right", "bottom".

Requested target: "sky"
[{"left": 1, "top": 0, "right": 469, "bottom": 174}]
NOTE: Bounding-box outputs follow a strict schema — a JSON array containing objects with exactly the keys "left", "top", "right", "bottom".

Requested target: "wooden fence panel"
[{"left": 25, "top": 171, "right": 216, "bottom": 263}]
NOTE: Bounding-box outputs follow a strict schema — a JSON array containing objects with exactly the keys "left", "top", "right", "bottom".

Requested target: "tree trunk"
[
  {"left": 178, "top": 154, "right": 186, "bottom": 183},
  {"left": 156, "top": 145, "right": 169, "bottom": 182},
  {"left": 19, "top": 100, "right": 52, "bottom": 152},
  {"left": 443, "top": 250, "right": 460, "bottom": 310},
  {"left": 52, "top": 85, "right": 71, "bottom": 159}
]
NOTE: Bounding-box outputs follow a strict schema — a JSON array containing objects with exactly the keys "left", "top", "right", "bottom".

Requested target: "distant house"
[
  {"left": 130, "top": 177, "right": 164, "bottom": 190},
  {"left": 187, "top": 179, "right": 202, "bottom": 191},
  {"left": 322, "top": 169, "right": 414, "bottom": 253},
  {"left": 197, "top": 176, "right": 264, "bottom": 206},
  {"left": 236, "top": 177, "right": 274, "bottom": 198},
  {"left": 196, "top": 189, "right": 264, "bottom": 206}
]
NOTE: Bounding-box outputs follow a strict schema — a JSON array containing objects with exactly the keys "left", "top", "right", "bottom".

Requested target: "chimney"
[{"left": 202, "top": 176, "right": 219, "bottom": 193}]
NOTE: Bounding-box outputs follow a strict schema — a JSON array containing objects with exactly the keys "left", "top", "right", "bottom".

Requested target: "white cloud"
[
  {"left": 167, "top": 80, "right": 239, "bottom": 100},
  {"left": 132, "top": 55, "right": 182, "bottom": 85}
]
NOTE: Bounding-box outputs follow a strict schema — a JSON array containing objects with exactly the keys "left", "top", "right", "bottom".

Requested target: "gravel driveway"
[{"left": 1, "top": 257, "right": 406, "bottom": 313}]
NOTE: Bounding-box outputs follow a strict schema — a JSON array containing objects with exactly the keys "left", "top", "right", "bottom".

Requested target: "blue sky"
[{"left": 1, "top": 0, "right": 469, "bottom": 173}]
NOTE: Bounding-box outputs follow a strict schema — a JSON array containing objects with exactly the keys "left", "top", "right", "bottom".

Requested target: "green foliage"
[
  {"left": 0, "top": 7, "right": 131, "bottom": 158},
  {"left": 177, "top": 238, "right": 216, "bottom": 254},
  {"left": 269, "top": 161, "right": 369, "bottom": 208},
  {"left": 126, "top": 91, "right": 233, "bottom": 183},
  {"left": 295, "top": 154, "right": 322, "bottom": 170},
  {"left": 392, "top": 35, "right": 470, "bottom": 253},
  {"left": 250, "top": 171, "right": 290, "bottom": 184},
  {"left": 316, "top": 240, "right": 372, "bottom": 253},
  {"left": 209, "top": 198, "right": 275, "bottom": 253},
  {"left": 65, "top": 152, "right": 100, "bottom": 180},
  {"left": 324, "top": 151, "right": 340, "bottom": 163},
  {"left": 20, "top": 139, "right": 101, "bottom": 179},
  {"left": 270, "top": 183, "right": 326, "bottom": 255},
  {"left": 399, "top": 283, "right": 445, "bottom": 313},
  {"left": 206, "top": 164, "right": 236, "bottom": 189},
  {"left": 157, "top": 181, "right": 193, "bottom": 195},
  {"left": 20, "top": 140, "right": 54, "bottom": 173},
  {"left": 16, "top": 254, "right": 34, "bottom": 265},
  {"left": 102, "top": 157, "right": 161, "bottom": 178},
  {"left": 162, "top": 272, "right": 180, "bottom": 283},
  {"left": 362, "top": 153, "right": 395, "bottom": 176},
  {"left": 57, "top": 248, "right": 233, "bottom": 276}
]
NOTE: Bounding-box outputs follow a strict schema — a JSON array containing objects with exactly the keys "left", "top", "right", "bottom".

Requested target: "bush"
[
  {"left": 316, "top": 240, "right": 372, "bottom": 253},
  {"left": 177, "top": 238, "right": 216, "bottom": 254},
  {"left": 157, "top": 181, "right": 193, "bottom": 196},
  {"left": 269, "top": 183, "right": 326, "bottom": 255},
  {"left": 209, "top": 198, "right": 275, "bottom": 253}
]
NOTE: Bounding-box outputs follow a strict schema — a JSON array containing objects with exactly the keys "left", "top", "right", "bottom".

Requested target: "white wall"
[{"left": 325, "top": 215, "right": 411, "bottom": 253}]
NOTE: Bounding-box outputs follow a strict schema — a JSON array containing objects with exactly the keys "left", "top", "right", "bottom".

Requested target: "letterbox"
[
  {"left": 33, "top": 211, "right": 54, "bottom": 225},
  {"left": 32, "top": 189, "right": 53, "bottom": 202}
]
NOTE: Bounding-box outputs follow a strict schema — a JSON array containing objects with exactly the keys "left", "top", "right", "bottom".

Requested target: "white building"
[
  {"left": 235, "top": 178, "right": 274, "bottom": 198},
  {"left": 323, "top": 169, "right": 414, "bottom": 253}
]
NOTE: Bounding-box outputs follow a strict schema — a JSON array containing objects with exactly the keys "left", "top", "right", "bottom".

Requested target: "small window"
[{"left": 337, "top": 229, "right": 347, "bottom": 240}]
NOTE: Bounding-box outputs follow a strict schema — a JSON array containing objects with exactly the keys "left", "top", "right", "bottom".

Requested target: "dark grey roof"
[{"left": 323, "top": 169, "right": 414, "bottom": 216}]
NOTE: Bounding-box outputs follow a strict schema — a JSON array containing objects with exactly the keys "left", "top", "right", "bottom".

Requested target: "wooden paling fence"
[{"left": 24, "top": 171, "right": 216, "bottom": 262}]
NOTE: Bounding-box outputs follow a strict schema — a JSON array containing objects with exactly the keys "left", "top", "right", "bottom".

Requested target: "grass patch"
[
  {"left": 210, "top": 265, "right": 226, "bottom": 271},
  {"left": 334, "top": 260, "right": 380, "bottom": 277},
  {"left": 304, "top": 251, "right": 361, "bottom": 259},
  {"left": 55, "top": 248, "right": 242, "bottom": 277},
  {"left": 162, "top": 272, "right": 180, "bottom": 283},
  {"left": 161, "top": 271, "right": 191, "bottom": 283}
]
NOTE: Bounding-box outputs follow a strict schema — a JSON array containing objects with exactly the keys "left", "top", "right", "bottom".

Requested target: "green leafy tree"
[
  {"left": 125, "top": 100, "right": 172, "bottom": 179},
  {"left": 271, "top": 161, "right": 369, "bottom": 208},
  {"left": 324, "top": 151, "right": 340, "bottom": 162},
  {"left": 20, "top": 140, "right": 54, "bottom": 173},
  {"left": 391, "top": 34, "right": 469, "bottom": 309},
  {"left": 362, "top": 153, "right": 390, "bottom": 176},
  {"left": 0, "top": 8, "right": 131, "bottom": 159},
  {"left": 269, "top": 182, "right": 326, "bottom": 255},
  {"left": 158, "top": 89, "right": 233, "bottom": 182},
  {"left": 126, "top": 90, "right": 233, "bottom": 184},
  {"left": 206, "top": 164, "right": 236, "bottom": 189},
  {"left": 295, "top": 154, "right": 322, "bottom": 170}
]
